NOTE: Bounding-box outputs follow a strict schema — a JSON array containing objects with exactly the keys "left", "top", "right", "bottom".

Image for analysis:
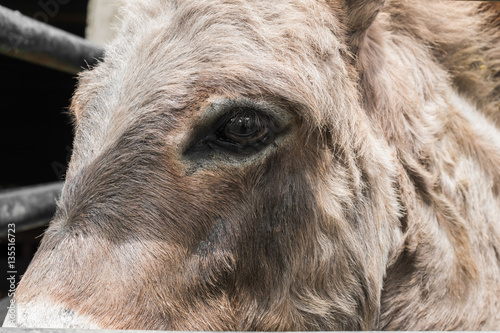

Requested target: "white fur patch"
[
  {"left": 2, "top": 299, "right": 100, "bottom": 329},
  {"left": 450, "top": 90, "right": 500, "bottom": 150}
]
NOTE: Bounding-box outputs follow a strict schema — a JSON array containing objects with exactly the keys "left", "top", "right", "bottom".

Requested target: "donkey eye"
[
  {"left": 218, "top": 111, "right": 269, "bottom": 145},
  {"left": 184, "top": 103, "right": 285, "bottom": 158}
]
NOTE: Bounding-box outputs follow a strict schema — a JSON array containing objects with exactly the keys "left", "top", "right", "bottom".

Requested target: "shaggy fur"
[{"left": 11, "top": 0, "right": 500, "bottom": 330}]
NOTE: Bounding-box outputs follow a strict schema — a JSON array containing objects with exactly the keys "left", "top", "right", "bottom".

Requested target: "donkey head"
[{"left": 8, "top": 0, "right": 402, "bottom": 330}]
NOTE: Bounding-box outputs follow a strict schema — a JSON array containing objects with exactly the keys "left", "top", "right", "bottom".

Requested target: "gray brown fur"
[{"left": 13, "top": 0, "right": 500, "bottom": 330}]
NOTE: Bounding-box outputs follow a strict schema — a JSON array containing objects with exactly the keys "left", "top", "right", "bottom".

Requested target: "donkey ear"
[{"left": 343, "top": 0, "right": 386, "bottom": 54}]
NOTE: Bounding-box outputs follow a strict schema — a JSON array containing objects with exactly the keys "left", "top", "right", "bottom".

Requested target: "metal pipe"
[
  {"left": 0, "top": 5, "right": 104, "bottom": 74},
  {"left": 0, "top": 182, "right": 63, "bottom": 236}
]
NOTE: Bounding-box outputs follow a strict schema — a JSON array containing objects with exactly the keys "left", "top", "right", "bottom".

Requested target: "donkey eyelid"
[{"left": 197, "top": 98, "right": 292, "bottom": 130}]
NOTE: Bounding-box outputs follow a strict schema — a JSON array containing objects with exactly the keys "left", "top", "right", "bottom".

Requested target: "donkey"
[{"left": 5, "top": 0, "right": 500, "bottom": 330}]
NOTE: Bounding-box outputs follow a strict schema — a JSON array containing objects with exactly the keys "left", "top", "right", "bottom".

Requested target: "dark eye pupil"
[
  {"left": 221, "top": 111, "right": 268, "bottom": 145},
  {"left": 226, "top": 116, "right": 259, "bottom": 137}
]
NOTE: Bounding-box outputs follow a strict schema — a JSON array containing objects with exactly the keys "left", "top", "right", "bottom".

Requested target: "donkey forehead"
[
  {"left": 120, "top": 0, "right": 343, "bottom": 45},
  {"left": 110, "top": 0, "right": 345, "bottom": 88}
]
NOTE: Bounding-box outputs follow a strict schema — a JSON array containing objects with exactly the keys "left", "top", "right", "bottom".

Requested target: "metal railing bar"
[
  {"left": 0, "top": 182, "right": 63, "bottom": 236},
  {"left": 0, "top": 5, "right": 104, "bottom": 74}
]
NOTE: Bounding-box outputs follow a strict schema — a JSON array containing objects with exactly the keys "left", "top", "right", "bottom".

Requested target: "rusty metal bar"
[
  {"left": 0, "top": 182, "right": 63, "bottom": 237},
  {"left": 0, "top": 5, "right": 104, "bottom": 74}
]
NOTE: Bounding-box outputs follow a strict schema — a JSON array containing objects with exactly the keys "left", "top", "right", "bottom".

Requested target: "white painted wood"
[{"left": 85, "top": 0, "right": 123, "bottom": 46}]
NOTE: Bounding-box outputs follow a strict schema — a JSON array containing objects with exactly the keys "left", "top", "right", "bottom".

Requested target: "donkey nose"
[{"left": 2, "top": 299, "right": 100, "bottom": 329}]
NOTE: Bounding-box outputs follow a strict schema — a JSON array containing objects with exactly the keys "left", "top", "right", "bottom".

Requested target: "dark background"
[
  {"left": 0, "top": 0, "right": 90, "bottom": 298},
  {"left": 1, "top": 0, "right": 90, "bottom": 190}
]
